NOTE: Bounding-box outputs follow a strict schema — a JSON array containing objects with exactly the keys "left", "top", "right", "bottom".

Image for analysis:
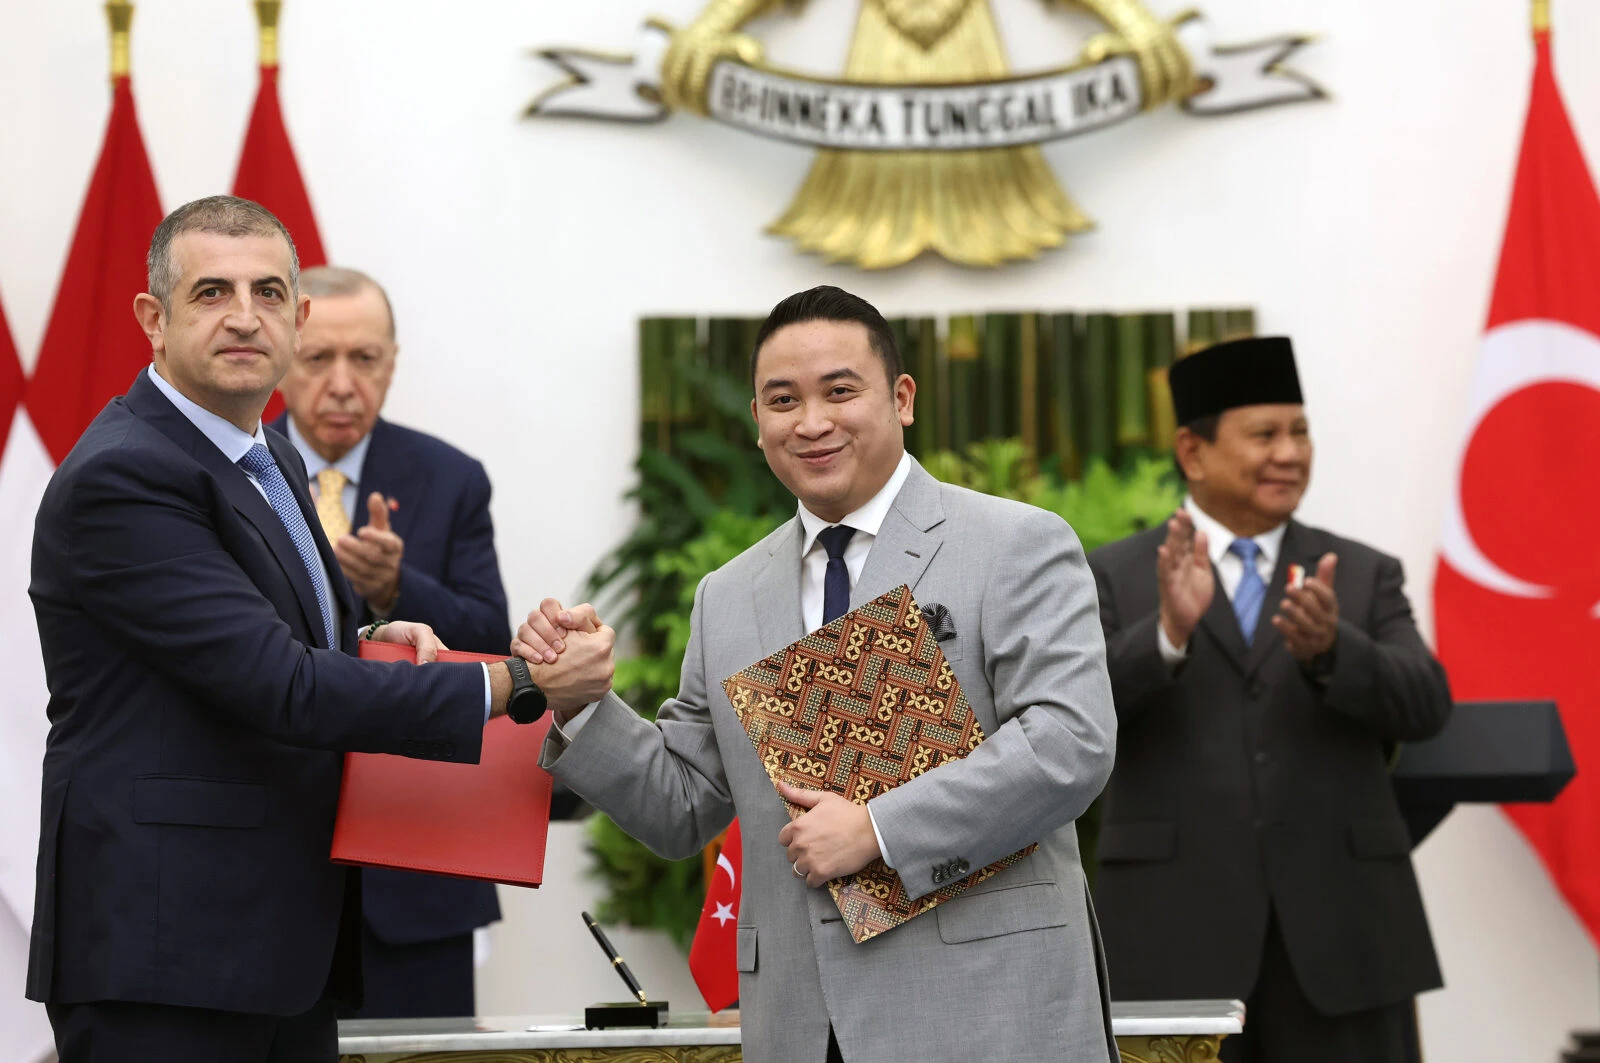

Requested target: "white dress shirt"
[
  {"left": 147, "top": 365, "right": 340, "bottom": 630},
  {"left": 793, "top": 451, "right": 913, "bottom": 867},
  {"left": 149, "top": 366, "right": 489, "bottom": 716},
  {"left": 1157, "top": 495, "right": 1286, "bottom": 664},
  {"left": 287, "top": 417, "right": 371, "bottom": 524},
  {"left": 560, "top": 452, "right": 916, "bottom": 867},
  {"left": 796, "top": 452, "right": 913, "bottom": 634}
]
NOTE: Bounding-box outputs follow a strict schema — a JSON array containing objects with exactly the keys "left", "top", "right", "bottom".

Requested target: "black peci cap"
[{"left": 1168, "top": 336, "right": 1304, "bottom": 426}]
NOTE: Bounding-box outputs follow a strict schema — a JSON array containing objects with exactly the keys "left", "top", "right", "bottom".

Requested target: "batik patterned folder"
[{"left": 722, "top": 584, "right": 1036, "bottom": 944}]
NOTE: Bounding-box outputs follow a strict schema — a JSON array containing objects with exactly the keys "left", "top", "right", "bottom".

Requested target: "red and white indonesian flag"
[
  {"left": 0, "top": 295, "right": 54, "bottom": 1063},
  {"left": 1435, "top": 25, "right": 1600, "bottom": 946},
  {"left": 687, "top": 819, "right": 743, "bottom": 1013},
  {"left": 0, "top": 289, "right": 44, "bottom": 921},
  {"left": 0, "top": 70, "right": 162, "bottom": 1062}
]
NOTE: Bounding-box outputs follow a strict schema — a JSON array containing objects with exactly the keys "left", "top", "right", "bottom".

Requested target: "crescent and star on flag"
[
  {"left": 711, "top": 851, "right": 738, "bottom": 926},
  {"left": 521, "top": 0, "right": 1326, "bottom": 269}
]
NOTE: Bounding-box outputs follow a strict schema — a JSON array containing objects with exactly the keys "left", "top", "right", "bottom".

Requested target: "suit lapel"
[
  {"left": 853, "top": 461, "right": 945, "bottom": 608},
  {"left": 1198, "top": 565, "right": 1252, "bottom": 677},
  {"left": 127, "top": 374, "right": 334, "bottom": 648},
  {"left": 1195, "top": 518, "right": 1299, "bottom": 679},
  {"left": 752, "top": 518, "right": 806, "bottom": 654},
  {"left": 1240, "top": 524, "right": 1297, "bottom": 678},
  {"left": 350, "top": 420, "right": 427, "bottom": 538}
]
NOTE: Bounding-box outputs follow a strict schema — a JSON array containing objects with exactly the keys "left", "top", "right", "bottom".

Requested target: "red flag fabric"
[
  {"left": 233, "top": 62, "right": 326, "bottom": 425},
  {"left": 2, "top": 73, "right": 163, "bottom": 1060},
  {"left": 687, "top": 819, "right": 742, "bottom": 1012},
  {"left": 233, "top": 64, "right": 327, "bottom": 267},
  {"left": 0, "top": 296, "right": 21, "bottom": 453},
  {"left": 1435, "top": 28, "right": 1600, "bottom": 946},
  {"left": 27, "top": 76, "right": 163, "bottom": 464}
]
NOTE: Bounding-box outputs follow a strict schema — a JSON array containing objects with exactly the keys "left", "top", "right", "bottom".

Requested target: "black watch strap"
[{"left": 504, "top": 656, "right": 548, "bottom": 724}]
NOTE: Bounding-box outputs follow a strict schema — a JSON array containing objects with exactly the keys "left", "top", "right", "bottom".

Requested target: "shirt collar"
[
  {"left": 286, "top": 416, "right": 370, "bottom": 487},
  {"left": 1184, "top": 495, "right": 1287, "bottom": 569},
  {"left": 798, "top": 451, "right": 914, "bottom": 556},
  {"left": 145, "top": 364, "right": 265, "bottom": 464}
]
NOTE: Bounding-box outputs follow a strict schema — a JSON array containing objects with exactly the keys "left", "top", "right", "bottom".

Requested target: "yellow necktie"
[{"left": 315, "top": 468, "right": 351, "bottom": 541}]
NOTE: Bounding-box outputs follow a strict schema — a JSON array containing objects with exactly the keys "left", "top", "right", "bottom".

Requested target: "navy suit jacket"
[
  {"left": 27, "top": 371, "right": 487, "bottom": 1016},
  {"left": 271, "top": 413, "right": 507, "bottom": 944}
]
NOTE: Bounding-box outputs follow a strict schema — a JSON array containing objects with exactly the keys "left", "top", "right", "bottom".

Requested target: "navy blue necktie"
[
  {"left": 1229, "top": 538, "right": 1266, "bottom": 644},
  {"left": 817, "top": 525, "right": 857, "bottom": 625},
  {"left": 238, "top": 443, "right": 338, "bottom": 650}
]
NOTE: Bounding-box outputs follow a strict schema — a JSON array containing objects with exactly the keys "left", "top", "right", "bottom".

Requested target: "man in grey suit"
[
  {"left": 518, "top": 287, "right": 1118, "bottom": 1063},
  {"left": 1087, "top": 337, "right": 1450, "bottom": 1063}
]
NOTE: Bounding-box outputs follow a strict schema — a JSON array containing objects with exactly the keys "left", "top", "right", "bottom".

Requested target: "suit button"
[
  {"left": 956, "top": 859, "right": 970, "bottom": 873},
  {"left": 1249, "top": 681, "right": 1265, "bottom": 698},
  {"left": 1254, "top": 752, "right": 1270, "bottom": 766}
]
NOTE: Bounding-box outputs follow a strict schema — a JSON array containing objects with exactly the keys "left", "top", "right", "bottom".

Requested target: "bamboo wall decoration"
[{"left": 638, "top": 307, "right": 1257, "bottom": 479}]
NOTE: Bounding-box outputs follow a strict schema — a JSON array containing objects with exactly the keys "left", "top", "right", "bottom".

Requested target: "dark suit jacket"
[
  {"left": 27, "top": 371, "right": 487, "bottom": 1016},
  {"left": 270, "top": 414, "right": 507, "bottom": 944},
  {"left": 1087, "top": 518, "right": 1451, "bottom": 1016}
]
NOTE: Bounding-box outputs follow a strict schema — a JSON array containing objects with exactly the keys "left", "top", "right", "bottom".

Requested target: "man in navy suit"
[
  {"left": 26, "top": 196, "right": 615, "bottom": 1063},
  {"left": 271, "top": 266, "right": 508, "bottom": 1018}
]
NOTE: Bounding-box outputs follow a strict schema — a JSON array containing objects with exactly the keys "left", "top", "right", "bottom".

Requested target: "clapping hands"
[
  {"left": 1156, "top": 510, "right": 1214, "bottom": 651},
  {"left": 512, "top": 598, "right": 617, "bottom": 719}
]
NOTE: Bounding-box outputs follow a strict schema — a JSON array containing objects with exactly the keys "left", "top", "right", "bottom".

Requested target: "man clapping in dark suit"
[
  {"left": 1087, "top": 337, "right": 1452, "bottom": 1063},
  {"left": 271, "top": 267, "right": 508, "bottom": 1018},
  {"left": 26, "top": 196, "right": 613, "bottom": 1063}
]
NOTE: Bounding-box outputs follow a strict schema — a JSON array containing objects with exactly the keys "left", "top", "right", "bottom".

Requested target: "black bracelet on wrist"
[{"left": 364, "top": 619, "right": 392, "bottom": 641}]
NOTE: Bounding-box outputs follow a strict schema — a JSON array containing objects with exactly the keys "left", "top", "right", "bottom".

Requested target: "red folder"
[{"left": 330, "top": 642, "right": 552, "bottom": 887}]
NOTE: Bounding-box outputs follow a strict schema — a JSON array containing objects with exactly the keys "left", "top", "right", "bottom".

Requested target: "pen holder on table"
[{"left": 585, "top": 1001, "right": 668, "bottom": 1029}]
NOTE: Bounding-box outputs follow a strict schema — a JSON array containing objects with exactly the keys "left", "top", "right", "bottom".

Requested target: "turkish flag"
[
  {"left": 687, "top": 820, "right": 742, "bottom": 1012},
  {"left": 234, "top": 61, "right": 327, "bottom": 423},
  {"left": 1435, "top": 26, "right": 1600, "bottom": 946}
]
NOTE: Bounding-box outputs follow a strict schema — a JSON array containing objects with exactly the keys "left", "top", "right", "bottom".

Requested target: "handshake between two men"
[
  {"left": 502, "top": 599, "right": 885, "bottom": 889},
  {"left": 506, "top": 599, "right": 617, "bottom": 723}
]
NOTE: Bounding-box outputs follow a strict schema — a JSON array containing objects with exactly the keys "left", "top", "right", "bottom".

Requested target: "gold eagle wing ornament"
[{"left": 659, "top": 0, "right": 1198, "bottom": 269}]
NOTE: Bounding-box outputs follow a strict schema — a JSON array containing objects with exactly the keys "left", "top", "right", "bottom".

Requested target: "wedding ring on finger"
[{"left": 793, "top": 861, "right": 804, "bottom": 879}]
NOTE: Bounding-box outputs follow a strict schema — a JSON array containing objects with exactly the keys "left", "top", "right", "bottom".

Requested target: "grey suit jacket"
[{"left": 543, "top": 460, "right": 1119, "bottom": 1063}]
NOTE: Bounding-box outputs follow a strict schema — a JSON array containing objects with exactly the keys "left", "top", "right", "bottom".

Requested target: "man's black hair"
[
  {"left": 750, "top": 285, "right": 904, "bottom": 389},
  {"left": 1173, "top": 414, "right": 1221, "bottom": 482}
]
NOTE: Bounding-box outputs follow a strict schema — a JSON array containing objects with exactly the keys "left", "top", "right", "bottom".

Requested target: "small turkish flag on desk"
[
  {"left": 688, "top": 819, "right": 743, "bottom": 1012},
  {"left": 1435, "top": 18, "right": 1600, "bottom": 947},
  {"left": 332, "top": 643, "right": 553, "bottom": 887}
]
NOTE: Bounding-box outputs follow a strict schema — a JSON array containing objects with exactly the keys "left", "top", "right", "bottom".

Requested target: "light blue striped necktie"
[
  {"left": 1229, "top": 538, "right": 1266, "bottom": 644},
  {"left": 238, "top": 443, "right": 338, "bottom": 650}
]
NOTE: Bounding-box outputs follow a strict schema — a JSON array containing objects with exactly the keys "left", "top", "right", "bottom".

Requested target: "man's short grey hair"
[
  {"left": 300, "top": 266, "right": 397, "bottom": 339},
  {"left": 146, "top": 195, "right": 299, "bottom": 311}
]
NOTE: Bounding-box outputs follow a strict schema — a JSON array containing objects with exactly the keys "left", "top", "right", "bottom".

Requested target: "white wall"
[{"left": 2, "top": 0, "right": 1598, "bottom": 1058}]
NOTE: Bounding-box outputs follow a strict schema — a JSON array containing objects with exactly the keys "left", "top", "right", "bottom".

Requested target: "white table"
[{"left": 339, "top": 999, "right": 1245, "bottom": 1062}]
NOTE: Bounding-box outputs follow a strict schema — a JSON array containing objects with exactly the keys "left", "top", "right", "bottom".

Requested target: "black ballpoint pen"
[{"left": 582, "top": 910, "right": 649, "bottom": 1005}]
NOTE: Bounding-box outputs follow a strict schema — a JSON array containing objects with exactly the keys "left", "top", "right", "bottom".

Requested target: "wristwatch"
[{"left": 504, "top": 656, "right": 549, "bottom": 724}]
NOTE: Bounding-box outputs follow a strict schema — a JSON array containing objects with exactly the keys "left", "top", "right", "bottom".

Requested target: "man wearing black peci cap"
[{"left": 1086, "top": 337, "right": 1452, "bottom": 1063}]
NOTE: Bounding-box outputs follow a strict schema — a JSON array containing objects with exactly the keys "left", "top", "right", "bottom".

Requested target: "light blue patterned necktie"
[
  {"left": 1229, "top": 538, "right": 1266, "bottom": 644},
  {"left": 238, "top": 443, "right": 338, "bottom": 650}
]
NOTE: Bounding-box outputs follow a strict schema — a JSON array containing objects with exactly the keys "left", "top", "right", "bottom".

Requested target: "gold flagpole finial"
[
  {"left": 1533, "top": 0, "right": 1551, "bottom": 34},
  {"left": 255, "top": 0, "right": 282, "bottom": 68},
  {"left": 105, "top": 1, "right": 133, "bottom": 80}
]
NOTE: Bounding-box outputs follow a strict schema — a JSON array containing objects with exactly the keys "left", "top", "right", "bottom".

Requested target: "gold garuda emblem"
[{"left": 526, "top": 1, "right": 1323, "bottom": 269}]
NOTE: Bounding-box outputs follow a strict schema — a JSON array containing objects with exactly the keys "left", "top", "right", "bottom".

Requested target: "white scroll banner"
[{"left": 527, "top": 20, "right": 1323, "bottom": 148}]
